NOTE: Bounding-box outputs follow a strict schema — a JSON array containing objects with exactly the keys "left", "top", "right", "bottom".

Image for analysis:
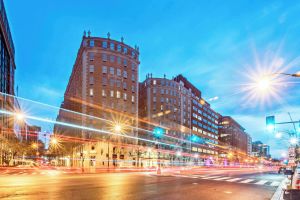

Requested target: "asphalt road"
[{"left": 0, "top": 168, "right": 284, "bottom": 200}]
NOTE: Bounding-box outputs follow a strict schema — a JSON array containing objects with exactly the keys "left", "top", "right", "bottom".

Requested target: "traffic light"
[
  {"left": 266, "top": 116, "right": 275, "bottom": 132},
  {"left": 153, "top": 127, "right": 165, "bottom": 138}
]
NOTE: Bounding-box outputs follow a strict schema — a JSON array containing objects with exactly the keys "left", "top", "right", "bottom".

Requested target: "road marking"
[
  {"left": 255, "top": 180, "right": 268, "bottom": 185},
  {"left": 212, "top": 177, "right": 231, "bottom": 181},
  {"left": 270, "top": 181, "right": 280, "bottom": 186},
  {"left": 226, "top": 178, "right": 242, "bottom": 182},
  {"left": 202, "top": 176, "right": 222, "bottom": 179},
  {"left": 240, "top": 179, "right": 255, "bottom": 183}
]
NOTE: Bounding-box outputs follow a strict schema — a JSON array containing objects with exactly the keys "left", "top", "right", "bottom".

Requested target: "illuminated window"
[
  {"left": 110, "top": 90, "right": 114, "bottom": 97},
  {"left": 89, "top": 88, "right": 94, "bottom": 97},
  {"left": 153, "top": 80, "right": 156, "bottom": 85},
  {"left": 123, "top": 93, "right": 127, "bottom": 100},
  {"left": 131, "top": 95, "right": 135, "bottom": 103},
  {"left": 117, "top": 91, "right": 121, "bottom": 98},
  {"left": 102, "top": 90, "right": 106, "bottom": 97}
]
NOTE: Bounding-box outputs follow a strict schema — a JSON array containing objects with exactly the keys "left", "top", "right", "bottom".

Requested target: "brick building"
[
  {"left": 55, "top": 32, "right": 140, "bottom": 168},
  {"left": 138, "top": 74, "right": 219, "bottom": 166}
]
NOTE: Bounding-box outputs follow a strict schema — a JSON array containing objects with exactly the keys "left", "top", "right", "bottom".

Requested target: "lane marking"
[
  {"left": 226, "top": 178, "right": 242, "bottom": 182},
  {"left": 213, "top": 177, "right": 231, "bottom": 181},
  {"left": 255, "top": 180, "right": 268, "bottom": 185},
  {"left": 270, "top": 181, "right": 280, "bottom": 187},
  {"left": 240, "top": 179, "right": 255, "bottom": 183},
  {"left": 202, "top": 176, "right": 222, "bottom": 179}
]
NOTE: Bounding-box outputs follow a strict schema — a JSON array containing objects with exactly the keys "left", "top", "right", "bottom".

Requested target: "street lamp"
[{"left": 15, "top": 112, "right": 25, "bottom": 121}]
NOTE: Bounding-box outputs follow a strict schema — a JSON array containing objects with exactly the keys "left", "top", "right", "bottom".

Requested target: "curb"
[{"left": 271, "top": 178, "right": 287, "bottom": 200}]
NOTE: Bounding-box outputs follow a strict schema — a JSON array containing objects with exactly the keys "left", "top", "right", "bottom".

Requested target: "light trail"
[
  {"left": 0, "top": 109, "right": 193, "bottom": 151},
  {"left": 0, "top": 92, "right": 214, "bottom": 150}
]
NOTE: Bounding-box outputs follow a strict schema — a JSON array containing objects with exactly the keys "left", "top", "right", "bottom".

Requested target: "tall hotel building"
[
  {"left": 139, "top": 74, "right": 219, "bottom": 165},
  {"left": 55, "top": 32, "right": 140, "bottom": 168},
  {"left": 0, "top": 0, "right": 16, "bottom": 165}
]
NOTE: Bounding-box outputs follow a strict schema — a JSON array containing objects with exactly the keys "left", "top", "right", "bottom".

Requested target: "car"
[
  {"left": 291, "top": 167, "right": 300, "bottom": 190},
  {"left": 279, "top": 166, "right": 287, "bottom": 174}
]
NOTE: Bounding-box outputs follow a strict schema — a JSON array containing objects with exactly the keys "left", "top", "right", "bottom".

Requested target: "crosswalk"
[{"left": 151, "top": 174, "right": 282, "bottom": 187}]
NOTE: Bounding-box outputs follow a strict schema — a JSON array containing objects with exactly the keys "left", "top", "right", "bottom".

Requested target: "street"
[{"left": 0, "top": 168, "right": 284, "bottom": 200}]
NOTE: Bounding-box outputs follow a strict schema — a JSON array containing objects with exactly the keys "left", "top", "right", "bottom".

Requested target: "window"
[
  {"left": 161, "top": 89, "right": 164, "bottom": 94},
  {"left": 102, "top": 66, "right": 107, "bottom": 73},
  {"left": 117, "top": 44, "right": 121, "bottom": 52},
  {"left": 109, "top": 67, "right": 114, "bottom": 75},
  {"left": 131, "top": 74, "right": 135, "bottom": 81},
  {"left": 131, "top": 63, "right": 135, "bottom": 71},
  {"left": 102, "top": 41, "right": 107, "bottom": 48},
  {"left": 110, "top": 79, "right": 114, "bottom": 87},
  {"left": 89, "top": 65, "right": 94, "bottom": 73},
  {"left": 131, "top": 85, "right": 135, "bottom": 93},
  {"left": 160, "top": 97, "right": 164, "bottom": 102},
  {"left": 102, "top": 77, "right": 107, "bottom": 85},
  {"left": 131, "top": 95, "right": 135, "bottom": 103},
  {"left": 102, "top": 53, "right": 107, "bottom": 62},
  {"left": 102, "top": 89, "right": 106, "bottom": 97},
  {"left": 123, "top": 82, "right": 127, "bottom": 89},
  {"left": 110, "top": 55, "right": 115, "bottom": 63},
  {"left": 89, "top": 88, "right": 94, "bottom": 97},
  {"left": 110, "top": 43, "right": 114, "bottom": 50},
  {"left": 124, "top": 47, "right": 127, "bottom": 54},
  {"left": 123, "top": 93, "right": 127, "bottom": 100},
  {"left": 124, "top": 59, "right": 127, "bottom": 66},
  {"left": 116, "top": 91, "right": 121, "bottom": 98},
  {"left": 153, "top": 88, "right": 156, "bottom": 94},
  {"left": 89, "top": 52, "right": 94, "bottom": 61},
  {"left": 123, "top": 71, "right": 128, "bottom": 78},
  {"left": 90, "top": 40, "right": 94, "bottom": 47},
  {"left": 116, "top": 80, "right": 121, "bottom": 88},
  {"left": 110, "top": 90, "right": 114, "bottom": 97},
  {"left": 89, "top": 77, "right": 94, "bottom": 85},
  {"left": 117, "top": 69, "right": 121, "bottom": 76},
  {"left": 132, "top": 51, "right": 135, "bottom": 58},
  {"left": 117, "top": 57, "right": 121, "bottom": 64},
  {"left": 153, "top": 80, "right": 156, "bottom": 85},
  {"left": 153, "top": 97, "right": 156, "bottom": 102}
]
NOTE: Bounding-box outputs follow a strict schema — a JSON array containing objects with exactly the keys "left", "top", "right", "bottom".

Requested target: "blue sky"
[{"left": 5, "top": 0, "right": 300, "bottom": 157}]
